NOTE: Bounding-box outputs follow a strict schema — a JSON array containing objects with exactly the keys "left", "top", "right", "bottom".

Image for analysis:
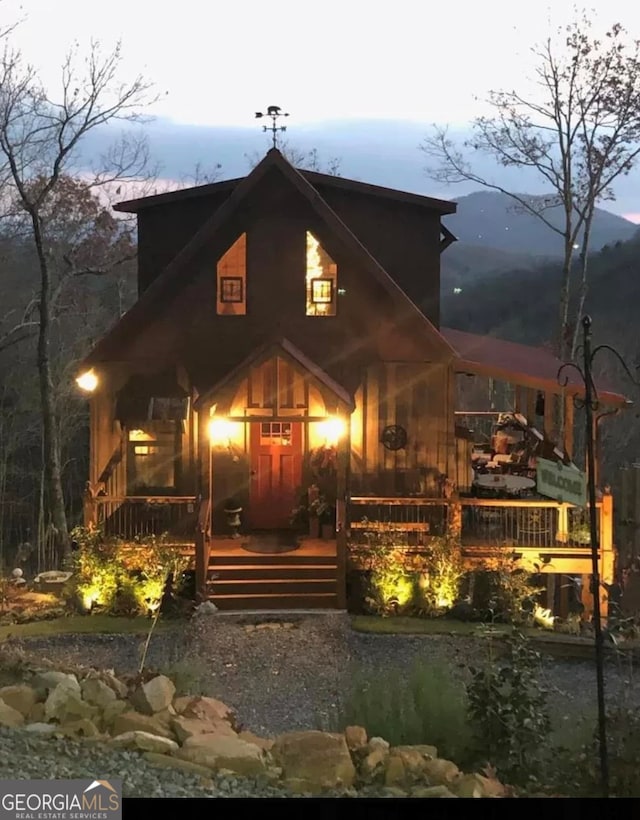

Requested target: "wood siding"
[
  {"left": 351, "top": 361, "right": 455, "bottom": 496},
  {"left": 312, "top": 183, "right": 442, "bottom": 328}
]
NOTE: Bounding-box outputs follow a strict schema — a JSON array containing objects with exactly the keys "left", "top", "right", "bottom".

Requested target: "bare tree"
[
  {"left": 422, "top": 14, "right": 640, "bottom": 361},
  {"left": 0, "top": 40, "right": 153, "bottom": 561}
]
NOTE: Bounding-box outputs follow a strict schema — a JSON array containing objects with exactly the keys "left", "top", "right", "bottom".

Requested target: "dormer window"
[
  {"left": 217, "top": 233, "right": 246, "bottom": 315},
  {"left": 306, "top": 232, "right": 337, "bottom": 316}
]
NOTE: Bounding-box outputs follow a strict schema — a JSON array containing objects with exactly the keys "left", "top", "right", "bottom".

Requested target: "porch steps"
[{"left": 206, "top": 551, "right": 339, "bottom": 610}]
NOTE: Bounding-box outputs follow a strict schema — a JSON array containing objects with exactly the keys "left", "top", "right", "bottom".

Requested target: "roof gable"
[
  {"left": 84, "top": 149, "right": 455, "bottom": 367},
  {"left": 194, "top": 336, "right": 354, "bottom": 411}
]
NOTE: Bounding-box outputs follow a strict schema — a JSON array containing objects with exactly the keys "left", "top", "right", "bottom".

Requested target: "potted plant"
[
  {"left": 223, "top": 498, "right": 243, "bottom": 539},
  {"left": 311, "top": 495, "right": 335, "bottom": 539}
]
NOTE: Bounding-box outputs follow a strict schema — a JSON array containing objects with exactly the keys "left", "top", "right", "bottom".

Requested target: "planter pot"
[{"left": 309, "top": 516, "right": 320, "bottom": 539}]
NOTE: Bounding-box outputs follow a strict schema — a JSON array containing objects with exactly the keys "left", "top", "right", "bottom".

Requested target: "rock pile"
[{"left": 0, "top": 668, "right": 506, "bottom": 797}]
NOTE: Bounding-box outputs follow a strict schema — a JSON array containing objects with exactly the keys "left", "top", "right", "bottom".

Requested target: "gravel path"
[{"left": 3, "top": 614, "right": 638, "bottom": 797}]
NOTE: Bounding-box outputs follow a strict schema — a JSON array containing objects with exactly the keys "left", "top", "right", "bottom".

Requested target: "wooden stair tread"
[{"left": 209, "top": 592, "right": 338, "bottom": 600}]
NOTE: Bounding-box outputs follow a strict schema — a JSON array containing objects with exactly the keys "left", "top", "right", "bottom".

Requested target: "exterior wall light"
[
  {"left": 208, "top": 417, "right": 234, "bottom": 445},
  {"left": 317, "top": 416, "right": 346, "bottom": 446},
  {"left": 76, "top": 370, "right": 98, "bottom": 393}
]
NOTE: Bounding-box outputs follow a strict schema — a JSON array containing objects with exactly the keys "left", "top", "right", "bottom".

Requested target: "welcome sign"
[{"left": 536, "top": 457, "right": 587, "bottom": 507}]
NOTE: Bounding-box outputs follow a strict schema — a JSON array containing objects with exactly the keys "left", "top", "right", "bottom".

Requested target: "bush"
[
  {"left": 338, "top": 659, "right": 472, "bottom": 762},
  {"left": 351, "top": 532, "right": 464, "bottom": 617},
  {"left": 67, "top": 527, "right": 191, "bottom": 617},
  {"left": 466, "top": 630, "right": 551, "bottom": 783}
]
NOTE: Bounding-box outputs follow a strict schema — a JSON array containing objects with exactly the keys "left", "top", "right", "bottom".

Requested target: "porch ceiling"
[{"left": 442, "top": 327, "right": 628, "bottom": 406}]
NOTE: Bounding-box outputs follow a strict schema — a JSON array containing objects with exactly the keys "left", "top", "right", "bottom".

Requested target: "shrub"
[
  {"left": 466, "top": 630, "right": 551, "bottom": 783},
  {"left": 67, "top": 527, "right": 191, "bottom": 617},
  {"left": 352, "top": 531, "right": 464, "bottom": 617},
  {"left": 338, "top": 659, "right": 472, "bottom": 761}
]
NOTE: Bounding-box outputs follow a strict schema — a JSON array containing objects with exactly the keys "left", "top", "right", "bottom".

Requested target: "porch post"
[
  {"left": 335, "top": 420, "right": 350, "bottom": 610},
  {"left": 599, "top": 490, "right": 614, "bottom": 619}
]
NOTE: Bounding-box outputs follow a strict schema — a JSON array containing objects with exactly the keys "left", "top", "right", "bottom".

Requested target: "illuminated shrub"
[
  {"left": 67, "top": 527, "right": 191, "bottom": 616},
  {"left": 351, "top": 530, "right": 464, "bottom": 617}
]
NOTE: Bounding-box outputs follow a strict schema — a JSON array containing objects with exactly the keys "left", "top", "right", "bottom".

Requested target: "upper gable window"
[
  {"left": 306, "top": 232, "right": 337, "bottom": 316},
  {"left": 217, "top": 233, "right": 246, "bottom": 315}
]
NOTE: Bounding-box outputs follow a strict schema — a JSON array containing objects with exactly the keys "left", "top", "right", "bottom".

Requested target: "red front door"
[{"left": 250, "top": 421, "right": 303, "bottom": 529}]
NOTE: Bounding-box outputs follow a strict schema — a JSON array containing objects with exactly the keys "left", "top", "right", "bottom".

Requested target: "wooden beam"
[{"left": 336, "top": 422, "right": 350, "bottom": 609}]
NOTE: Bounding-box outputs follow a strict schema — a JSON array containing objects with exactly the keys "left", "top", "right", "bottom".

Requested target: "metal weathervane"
[
  {"left": 255, "top": 105, "right": 289, "bottom": 149},
  {"left": 557, "top": 314, "right": 640, "bottom": 799}
]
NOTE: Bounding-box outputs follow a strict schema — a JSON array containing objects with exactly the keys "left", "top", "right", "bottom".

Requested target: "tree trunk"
[
  {"left": 557, "top": 233, "right": 575, "bottom": 362},
  {"left": 33, "top": 212, "right": 70, "bottom": 564},
  {"left": 570, "top": 216, "right": 594, "bottom": 360}
]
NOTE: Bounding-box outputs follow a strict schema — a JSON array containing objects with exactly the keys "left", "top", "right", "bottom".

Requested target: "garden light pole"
[{"left": 558, "top": 315, "right": 640, "bottom": 799}]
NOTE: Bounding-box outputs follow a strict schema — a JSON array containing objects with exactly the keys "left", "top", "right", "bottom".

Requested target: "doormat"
[{"left": 241, "top": 532, "right": 301, "bottom": 554}]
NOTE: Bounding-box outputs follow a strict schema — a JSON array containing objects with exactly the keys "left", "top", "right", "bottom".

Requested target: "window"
[
  {"left": 127, "top": 422, "right": 180, "bottom": 494},
  {"left": 220, "top": 276, "right": 244, "bottom": 303},
  {"left": 306, "top": 232, "right": 337, "bottom": 316},
  {"left": 260, "top": 421, "right": 292, "bottom": 446},
  {"left": 217, "top": 233, "right": 246, "bottom": 315},
  {"left": 310, "top": 278, "right": 333, "bottom": 304}
]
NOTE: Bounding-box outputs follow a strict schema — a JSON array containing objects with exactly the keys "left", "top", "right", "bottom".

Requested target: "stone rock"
[
  {"left": 384, "top": 755, "right": 406, "bottom": 786},
  {"left": 44, "top": 685, "right": 97, "bottom": 723},
  {"left": 110, "top": 731, "right": 179, "bottom": 755},
  {"left": 171, "top": 715, "right": 236, "bottom": 744},
  {"left": 194, "top": 601, "right": 218, "bottom": 616},
  {"left": 100, "top": 700, "right": 128, "bottom": 729},
  {"left": 0, "top": 685, "right": 37, "bottom": 717},
  {"left": 389, "top": 745, "right": 437, "bottom": 776},
  {"left": 32, "top": 671, "right": 80, "bottom": 697},
  {"left": 99, "top": 673, "right": 129, "bottom": 699},
  {"left": 143, "top": 751, "right": 214, "bottom": 780},
  {"left": 0, "top": 699, "right": 25, "bottom": 728},
  {"left": 238, "top": 730, "right": 273, "bottom": 751},
  {"left": 361, "top": 746, "right": 389, "bottom": 779},
  {"left": 175, "top": 733, "right": 266, "bottom": 776},
  {"left": 368, "top": 736, "right": 390, "bottom": 753},
  {"left": 24, "top": 722, "right": 57, "bottom": 735},
  {"left": 112, "top": 710, "right": 175, "bottom": 740},
  {"left": 130, "top": 675, "right": 176, "bottom": 715},
  {"left": 383, "top": 786, "right": 407, "bottom": 797},
  {"left": 28, "top": 702, "right": 45, "bottom": 723},
  {"left": 393, "top": 743, "right": 437, "bottom": 760},
  {"left": 411, "top": 785, "right": 458, "bottom": 798},
  {"left": 81, "top": 678, "right": 117, "bottom": 709},
  {"left": 151, "top": 705, "right": 177, "bottom": 728},
  {"left": 344, "top": 725, "right": 367, "bottom": 751},
  {"left": 453, "top": 773, "right": 506, "bottom": 798},
  {"left": 272, "top": 731, "right": 356, "bottom": 793},
  {"left": 422, "top": 758, "right": 461, "bottom": 785},
  {"left": 58, "top": 718, "right": 100, "bottom": 738},
  {"left": 182, "top": 696, "right": 236, "bottom": 728},
  {"left": 172, "top": 696, "right": 194, "bottom": 715}
]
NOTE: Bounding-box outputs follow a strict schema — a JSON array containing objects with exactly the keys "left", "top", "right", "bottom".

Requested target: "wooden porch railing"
[
  {"left": 88, "top": 496, "right": 198, "bottom": 540},
  {"left": 195, "top": 498, "right": 211, "bottom": 602},
  {"left": 348, "top": 495, "right": 610, "bottom": 552}
]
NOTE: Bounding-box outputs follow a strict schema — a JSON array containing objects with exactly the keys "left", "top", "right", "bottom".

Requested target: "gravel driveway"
[{"left": 7, "top": 612, "right": 637, "bottom": 736}]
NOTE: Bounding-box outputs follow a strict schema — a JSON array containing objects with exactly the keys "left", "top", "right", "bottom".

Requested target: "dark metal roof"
[
  {"left": 114, "top": 155, "right": 457, "bottom": 215},
  {"left": 442, "top": 327, "right": 628, "bottom": 406}
]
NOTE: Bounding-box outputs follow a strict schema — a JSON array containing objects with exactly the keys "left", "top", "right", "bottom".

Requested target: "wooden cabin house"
[{"left": 79, "top": 148, "right": 625, "bottom": 614}]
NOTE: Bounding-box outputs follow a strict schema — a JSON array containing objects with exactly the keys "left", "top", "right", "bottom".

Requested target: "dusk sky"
[{"left": 6, "top": 0, "right": 640, "bottom": 220}]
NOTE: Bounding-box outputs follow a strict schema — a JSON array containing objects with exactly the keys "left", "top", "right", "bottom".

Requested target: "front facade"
[{"left": 80, "top": 149, "right": 623, "bottom": 614}]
